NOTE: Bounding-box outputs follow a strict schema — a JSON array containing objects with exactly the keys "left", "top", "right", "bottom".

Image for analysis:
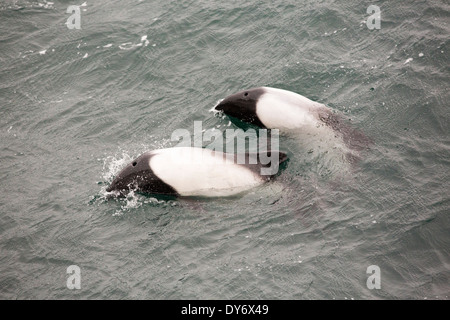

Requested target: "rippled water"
[{"left": 0, "top": 0, "right": 449, "bottom": 299}]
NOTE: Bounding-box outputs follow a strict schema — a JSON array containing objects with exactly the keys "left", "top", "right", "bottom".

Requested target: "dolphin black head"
[
  {"left": 214, "top": 87, "right": 266, "bottom": 128},
  {"left": 106, "top": 152, "right": 177, "bottom": 197}
]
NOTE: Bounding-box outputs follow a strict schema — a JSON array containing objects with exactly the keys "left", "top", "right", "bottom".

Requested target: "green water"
[{"left": 0, "top": 0, "right": 449, "bottom": 299}]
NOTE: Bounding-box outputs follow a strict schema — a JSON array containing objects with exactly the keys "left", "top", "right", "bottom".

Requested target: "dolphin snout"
[{"left": 214, "top": 99, "right": 227, "bottom": 112}]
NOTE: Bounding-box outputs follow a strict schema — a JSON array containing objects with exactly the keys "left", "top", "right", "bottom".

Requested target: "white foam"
[
  {"left": 102, "top": 152, "right": 134, "bottom": 182},
  {"left": 103, "top": 44, "right": 112, "bottom": 48},
  {"left": 112, "top": 190, "right": 142, "bottom": 216},
  {"left": 119, "top": 42, "right": 133, "bottom": 50},
  {"left": 404, "top": 57, "right": 413, "bottom": 64},
  {"left": 118, "top": 36, "right": 152, "bottom": 50},
  {"left": 209, "top": 99, "right": 224, "bottom": 115},
  {"left": 141, "top": 35, "right": 150, "bottom": 47}
]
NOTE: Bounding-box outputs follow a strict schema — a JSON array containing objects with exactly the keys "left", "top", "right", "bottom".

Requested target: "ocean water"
[{"left": 0, "top": 0, "right": 449, "bottom": 300}]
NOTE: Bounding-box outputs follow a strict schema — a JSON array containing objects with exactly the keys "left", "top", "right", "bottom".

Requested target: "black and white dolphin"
[
  {"left": 214, "top": 87, "right": 371, "bottom": 160},
  {"left": 106, "top": 147, "right": 288, "bottom": 198}
]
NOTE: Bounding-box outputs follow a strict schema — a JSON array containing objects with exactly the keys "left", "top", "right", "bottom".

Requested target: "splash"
[
  {"left": 101, "top": 151, "right": 134, "bottom": 182},
  {"left": 209, "top": 99, "right": 225, "bottom": 118},
  {"left": 112, "top": 190, "right": 142, "bottom": 216}
]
